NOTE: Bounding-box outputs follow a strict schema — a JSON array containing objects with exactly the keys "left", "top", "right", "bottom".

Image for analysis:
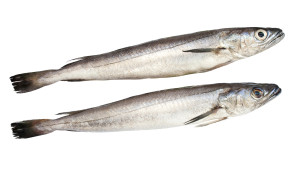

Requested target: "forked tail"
[
  {"left": 11, "top": 119, "right": 53, "bottom": 139},
  {"left": 10, "top": 70, "right": 57, "bottom": 93}
]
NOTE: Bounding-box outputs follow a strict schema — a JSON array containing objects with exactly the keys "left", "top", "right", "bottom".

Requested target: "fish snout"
[
  {"left": 268, "top": 84, "right": 282, "bottom": 101},
  {"left": 269, "top": 28, "right": 283, "bottom": 35},
  {"left": 269, "top": 28, "right": 285, "bottom": 42},
  {"left": 272, "top": 86, "right": 282, "bottom": 97},
  {"left": 275, "top": 29, "right": 285, "bottom": 39}
]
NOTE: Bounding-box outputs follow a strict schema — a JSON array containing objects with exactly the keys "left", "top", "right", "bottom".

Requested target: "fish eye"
[
  {"left": 255, "top": 29, "right": 268, "bottom": 41},
  {"left": 251, "top": 88, "right": 264, "bottom": 99}
]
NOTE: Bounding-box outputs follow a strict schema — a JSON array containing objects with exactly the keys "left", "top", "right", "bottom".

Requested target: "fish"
[
  {"left": 11, "top": 83, "right": 281, "bottom": 138},
  {"left": 10, "top": 27, "right": 284, "bottom": 93}
]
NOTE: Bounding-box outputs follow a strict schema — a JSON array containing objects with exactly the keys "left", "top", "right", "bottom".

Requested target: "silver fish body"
[
  {"left": 11, "top": 83, "right": 281, "bottom": 138},
  {"left": 10, "top": 27, "right": 284, "bottom": 93}
]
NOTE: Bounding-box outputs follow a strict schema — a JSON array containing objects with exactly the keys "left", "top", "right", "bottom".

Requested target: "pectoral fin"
[
  {"left": 184, "top": 107, "right": 221, "bottom": 125},
  {"left": 196, "top": 117, "right": 227, "bottom": 127},
  {"left": 183, "top": 47, "right": 226, "bottom": 53}
]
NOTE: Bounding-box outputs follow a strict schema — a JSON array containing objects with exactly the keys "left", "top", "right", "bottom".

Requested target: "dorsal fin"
[
  {"left": 61, "top": 55, "right": 96, "bottom": 68},
  {"left": 56, "top": 109, "right": 86, "bottom": 116}
]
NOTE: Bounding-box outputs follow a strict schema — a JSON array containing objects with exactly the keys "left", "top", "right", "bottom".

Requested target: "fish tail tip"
[
  {"left": 10, "top": 70, "right": 56, "bottom": 93},
  {"left": 11, "top": 119, "right": 52, "bottom": 139}
]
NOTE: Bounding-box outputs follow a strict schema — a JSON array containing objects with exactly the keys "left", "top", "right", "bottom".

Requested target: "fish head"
[
  {"left": 222, "top": 28, "right": 284, "bottom": 58},
  {"left": 219, "top": 83, "right": 281, "bottom": 116}
]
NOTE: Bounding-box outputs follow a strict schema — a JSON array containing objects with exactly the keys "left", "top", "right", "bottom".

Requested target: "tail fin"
[
  {"left": 11, "top": 119, "right": 53, "bottom": 139},
  {"left": 10, "top": 70, "right": 57, "bottom": 93}
]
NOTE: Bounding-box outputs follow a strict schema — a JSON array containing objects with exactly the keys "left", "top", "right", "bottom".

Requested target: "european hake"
[
  {"left": 11, "top": 83, "right": 281, "bottom": 138},
  {"left": 10, "top": 27, "right": 284, "bottom": 93}
]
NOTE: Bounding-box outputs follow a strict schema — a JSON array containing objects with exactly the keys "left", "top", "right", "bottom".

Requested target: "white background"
[{"left": 1, "top": 0, "right": 299, "bottom": 192}]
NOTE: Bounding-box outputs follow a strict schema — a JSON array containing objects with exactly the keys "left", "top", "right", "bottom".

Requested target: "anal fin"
[{"left": 62, "top": 79, "right": 86, "bottom": 82}]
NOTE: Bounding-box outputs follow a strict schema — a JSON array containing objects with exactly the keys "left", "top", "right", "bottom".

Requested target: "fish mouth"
[
  {"left": 268, "top": 86, "right": 282, "bottom": 101},
  {"left": 274, "top": 31, "right": 285, "bottom": 41},
  {"left": 267, "top": 30, "right": 285, "bottom": 46},
  {"left": 276, "top": 31, "right": 285, "bottom": 39}
]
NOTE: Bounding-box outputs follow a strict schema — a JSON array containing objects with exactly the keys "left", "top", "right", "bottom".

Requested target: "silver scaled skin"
[
  {"left": 11, "top": 83, "right": 281, "bottom": 138},
  {"left": 10, "top": 27, "right": 284, "bottom": 93}
]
